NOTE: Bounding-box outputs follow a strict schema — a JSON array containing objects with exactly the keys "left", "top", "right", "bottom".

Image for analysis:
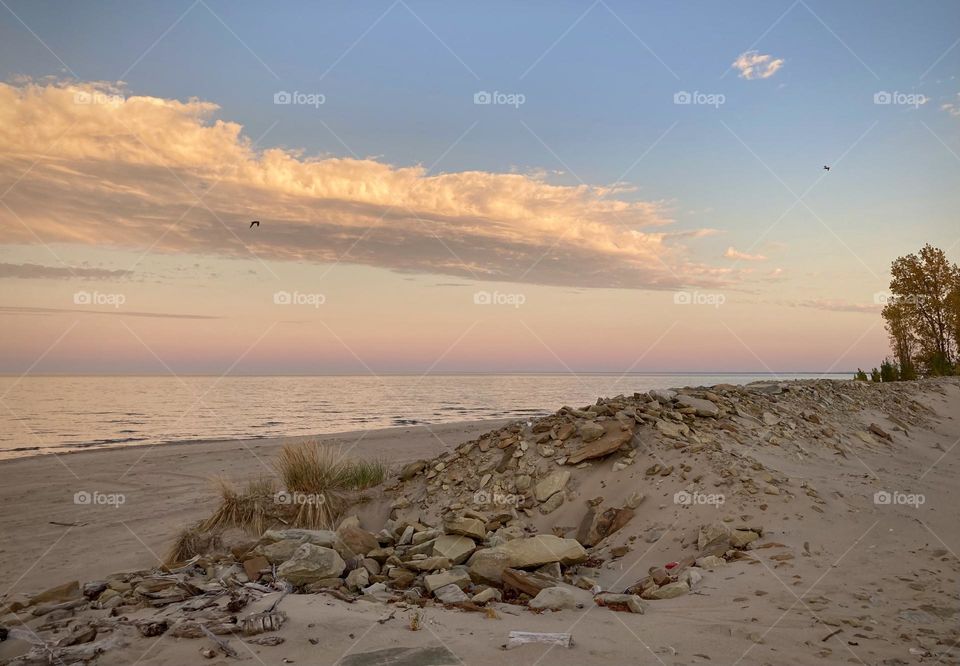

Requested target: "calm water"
[{"left": 0, "top": 374, "right": 849, "bottom": 459}]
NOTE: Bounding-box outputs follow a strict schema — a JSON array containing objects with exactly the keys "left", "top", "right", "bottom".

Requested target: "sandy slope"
[{"left": 2, "top": 381, "right": 959, "bottom": 666}]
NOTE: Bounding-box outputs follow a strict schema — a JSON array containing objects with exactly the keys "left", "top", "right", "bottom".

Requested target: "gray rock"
[
  {"left": 528, "top": 586, "right": 576, "bottom": 610},
  {"left": 534, "top": 470, "right": 571, "bottom": 502},
  {"left": 468, "top": 535, "right": 587, "bottom": 584},
  {"left": 424, "top": 569, "right": 471, "bottom": 593},
  {"left": 433, "top": 583, "right": 469, "bottom": 604},
  {"left": 443, "top": 516, "right": 486, "bottom": 540},
  {"left": 432, "top": 535, "right": 476, "bottom": 565},
  {"left": 579, "top": 421, "right": 605, "bottom": 442},
  {"left": 676, "top": 395, "right": 720, "bottom": 417},
  {"left": 277, "top": 543, "right": 346, "bottom": 585}
]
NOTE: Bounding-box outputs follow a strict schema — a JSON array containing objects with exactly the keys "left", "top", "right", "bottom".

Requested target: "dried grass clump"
[
  {"left": 201, "top": 476, "right": 279, "bottom": 535},
  {"left": 166, "top": 521, "right": 223, "bottom": 565},
  {"left": 274, "top": 441, "right": 386, "bottom": 529}
]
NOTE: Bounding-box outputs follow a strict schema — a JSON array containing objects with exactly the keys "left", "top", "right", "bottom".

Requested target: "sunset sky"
[{"left": 1, "top": 0, "right": 958, "bottom": 374}]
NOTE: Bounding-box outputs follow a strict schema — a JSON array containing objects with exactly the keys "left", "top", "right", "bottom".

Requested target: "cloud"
[
  {"left": 723, "top": 246, "right": 767, "bottom": 261},
  {"left": 733, "top": 51, "right": 785, "bottom": 80},
  {"left": 0, "top": 306, "right": 221, "bottom": 319},
  {"left": 0, "top": 81, "right": 724, "bottom": 291},
  {"left": 943, "top": 94, "right": 960, "bottom": 117},
  {"left": 794, "top": 299, "right": 878, "bottom": 314},
  {"left": 0, "top": 262, "right": 133, "bottom": 280}
]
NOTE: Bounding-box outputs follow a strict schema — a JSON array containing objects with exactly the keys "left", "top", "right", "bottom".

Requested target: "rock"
[
  {"left": 625, "top": 492, "right": 645, "bottom": 509},
  {"left": 242, "top": 556, "right": 269, "bottom": 581},
  {"left": 579, "top": 421, "right": 605, "bottom": 442},
  {"left": 468, "top": 536, "right": 587, "bottom": 583},
  {"left": 566, "top": 424, "right": 634, "bottom": 465},
  {"left": 304, "top": 577, "right": 345, "bottom": 591},
  {"left": 577, "top": 505, "right": 635, "bottom": 547},
  {"left": 730, "top": 530, "right": 760, "bottom": 548},
  {"left": 443, "top": 516, "right": 486, "bottom": 540},
  {"left": 682, "top": 567, "right": 704, "bottom": 590},
  {"left": 403, "top": 556, "right": 451, "bottom": 573},
  {"left": 82, "top": 581, "right": 107, "bottom": 600},
  {"left": 471, "top": 587, "right": 502, "bottom": 604},
  {"left": 648, "top": 580, "right": 689, "bottom": 599},
  {"left": 655, "top": 419, "right": 689, "bottom": 439},
  {"left": 260, "top": 529, "right": 336, "bottom": 548},
  {"left": 650, "top": 389, "right": 676, "bottom": 402},
  {"left": 514, "top": 475, "right": 532, "bottom": 491},
  {"left": 595, "top": 592, "right": 645, "bottom": 614},
  {"left": 538, "top": 492, "right": 565, "bottom": 515},
  {"left": 432, "top": 535, "right": 476, "bottom": 565},
  {"left": 698, "top": 522, "right": 733, "bottom": 552},
  {"left": 337, "top": 525, "right": 379, "bottom": 558},
  {"left": 676, "top": 395, "right": 720, "bottom": 417},
  {"left": 868, "top": 423, "right": 893, "bottom": 441},
  {"left": 424, "top": 569, "right": 471, "bottom": 593},
  {"left": 340, "top": 646, "right": 460, "bottom": 666},
  {"left": 277, "top": 543, "right": 346, "bottom": 585},
  {"left": 529, "top": 587, "right": 576, "bottom": 611},
  {"left": 502, "top": 568, "right": 557, "bottom": 596},
  {"left": 398, "top": 525, "right": 415, "bottom": 546},
  {"left": 695, "top": 555, "right": 726, "bottom": 570},
  {"left": 762, "top": 412, "right": 780, "bottom": 426},
  {"left": 29, "top": 581, "right": 80, "bottom": 606},
  {"left": 345, "top": 567, "right": 369, "bottom": 591},
  {"left": 534, "top": 470, "right": 571, "bottom": 502},
  {"left": 433, "top": 583, "right": 469, "bottom": 604},
  {"left": 399, "top": 460, "right": 427, "bottom": 481},
  {"left": 261, "top": 539, "right": 303, "bottom": 565}
]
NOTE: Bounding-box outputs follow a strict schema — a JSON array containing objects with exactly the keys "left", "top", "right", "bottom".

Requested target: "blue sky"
[{"left": 0, "top": 1, "right": 958, "bottom": 372}]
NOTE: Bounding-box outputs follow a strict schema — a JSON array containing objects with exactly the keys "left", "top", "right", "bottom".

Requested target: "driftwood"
[
  {"left": 201, "top": 624, "right": 239, "bottom": 658},
  {"left": 240, "top": 611, "right": 286, "bottom": 636},
  {"left": 504, "top": 631, "right": 574, "bottom": 650}
]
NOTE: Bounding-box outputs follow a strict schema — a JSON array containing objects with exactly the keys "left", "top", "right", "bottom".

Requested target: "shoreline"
[{"left": 0, "top": 416, "right": 521, "bottom": 464}]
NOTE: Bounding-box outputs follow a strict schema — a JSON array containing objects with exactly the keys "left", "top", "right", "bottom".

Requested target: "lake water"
[{"left": 0, "top": 373, "right": 850, "bottom": 459}]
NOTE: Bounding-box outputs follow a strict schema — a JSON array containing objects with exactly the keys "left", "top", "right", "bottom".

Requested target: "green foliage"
[
  {"left": 854, "top": 368, "right": 868, "bottom": 381},
  {"left": 879, "top": 358, "right": 899, "bottom": 383},
  {"left": 870, "top": 368, "right": 881, "bottom": 382}
]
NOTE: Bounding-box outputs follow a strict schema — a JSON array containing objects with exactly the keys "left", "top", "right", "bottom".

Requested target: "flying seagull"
[
  {"left": 822, "top": 165, "right": 831, "bottom": 171},
  {"left": 249, "top": 220, "right": 260, "bottom": 228}
]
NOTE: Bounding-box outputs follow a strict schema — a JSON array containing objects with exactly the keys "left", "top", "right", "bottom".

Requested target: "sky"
[{"left": 1, "top": 0, "right": 958, "bottom": 374}]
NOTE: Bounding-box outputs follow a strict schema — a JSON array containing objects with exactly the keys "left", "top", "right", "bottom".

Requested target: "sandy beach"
[{"left": 2, "top": 378, "right": 959, "bottom": 665}]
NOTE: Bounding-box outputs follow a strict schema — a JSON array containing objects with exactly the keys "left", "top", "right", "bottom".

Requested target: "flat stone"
[
  {"left": 433, "top": 583, "right": 469, "bottom": 604},
  {"left": 529, "top": 586, "right": 576, "bottom": 611},
  {"left": 260, "top": 529, "right": 336, "bottom": 548},
  {"left": 432, "top": 535, "right": 476, "bottom": 565},
  {"left": 443, "top": 516, "right": 486, "bottom": 540},
  {"left": 538, "top": 492, "right": 565, "bottom": 515},
  {"left": 648, "top": 580, "right": 689, "bottom": 599},
  {"left": 595, "top": 592, "right": 645, "bottom": 613},
  {"left": 424, "top": 569, "right": 470, "bottom": 593},
  {"left": 566, "top": 424, "right": 634, "bottom": 465},
  {"left": 579, "top": 421, "right": 605, "bottom": 442},
  {"left": 468, "top": 535, "right": 587, "bottom": 583},
  {"left": 676, "top": 395, "right": 720, "bottom": 417},
  {"left": 277, "top": 543, "right": 346, "bottom": 585},
  {"left": 340, "top": 646, "right": 460, "bottom": 666},
  {"left": 534, "top": 470, "right": 571, "bottom": 502},
  {"left": 656, "top": 420, "right": 689, "bottom": 439}
]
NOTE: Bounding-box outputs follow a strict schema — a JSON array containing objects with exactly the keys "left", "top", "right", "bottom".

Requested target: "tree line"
[{"left": 855, "top": 244, "right": 960, "bottom": 382}]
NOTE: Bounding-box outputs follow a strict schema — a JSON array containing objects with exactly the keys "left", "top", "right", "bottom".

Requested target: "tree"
[
  {"left": 870, "top": 367, "right": 881, "bottom": 382},
  {"left": 879, "top": 358, "right": 899, "bottom": 382},
  {"left": 854, "top": 368, "right": 868, "bottom": 381},
  {"left": 882, "top": 300, "right": 917, "bottom": 380},
  {"left": 884, "top": 244, "right": 960, "bottom": 376}
]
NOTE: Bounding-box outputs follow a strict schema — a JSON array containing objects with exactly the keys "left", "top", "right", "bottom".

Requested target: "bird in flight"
[
  {"left": 249, "top": 220, "right": 260, "bottom": 228},
  {"left": 822, "top": 165, "right": 831, "bottom": 171}
]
